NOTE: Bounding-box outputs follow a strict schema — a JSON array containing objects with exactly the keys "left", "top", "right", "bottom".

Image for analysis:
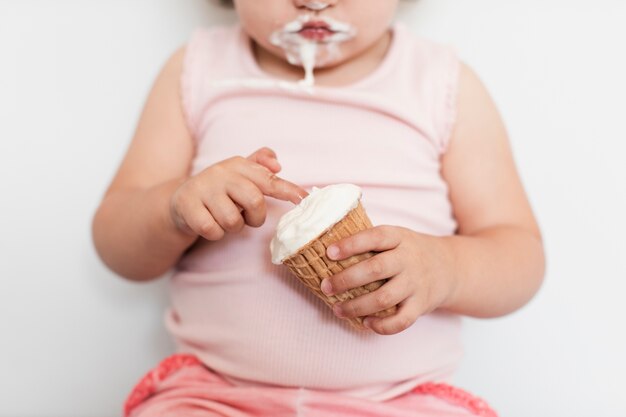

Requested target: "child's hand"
[
  {"left": 170, "top": 147, "right": 307, "bottom": 241},
  {"left": 321, "top": 226, "right": 457, "bottom": 336}
]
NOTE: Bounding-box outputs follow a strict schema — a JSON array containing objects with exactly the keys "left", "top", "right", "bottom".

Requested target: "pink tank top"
[{"left": 166, "top": 23, "right": 462, "bottom": 401}]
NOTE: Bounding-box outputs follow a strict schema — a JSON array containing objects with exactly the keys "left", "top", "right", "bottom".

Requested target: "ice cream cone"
[{"left": 282, "top": 201, "right": 397, "bottom": 330}]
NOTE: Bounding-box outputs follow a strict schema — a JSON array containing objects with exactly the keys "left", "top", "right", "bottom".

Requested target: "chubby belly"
[{"left": 166, "top": 203, "right": 462, "bottom": 396}]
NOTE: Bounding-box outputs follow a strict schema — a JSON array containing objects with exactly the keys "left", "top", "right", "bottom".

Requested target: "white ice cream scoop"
[{"left": 270, "top": 184, "right": 362, "bottom": 264}]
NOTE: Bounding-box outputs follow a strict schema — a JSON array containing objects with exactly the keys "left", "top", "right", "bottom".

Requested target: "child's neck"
[{"left": 253, "top": 30, "right": 393, "bottom": 88}]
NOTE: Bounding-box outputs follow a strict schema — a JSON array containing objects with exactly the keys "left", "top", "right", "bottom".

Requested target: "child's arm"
[
  {"left": 318, "top": 63, "right": 545, "bottom": 335},
  {"left": 92, "top": 48, "right": 306, "bottom": 281},
  {"left": 436, "top": 63, "right": 545, "bottom": 317}
]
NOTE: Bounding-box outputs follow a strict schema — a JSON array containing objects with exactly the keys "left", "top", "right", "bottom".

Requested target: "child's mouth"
[
  {"left": 279, "top": 15, "right": 356, "bottom": 44},
  {"left": 269, "top": 15, "right": 357, "bottom": 87},
  {"left": 299, "top": 22, "right": 334, "bottom": 41}
]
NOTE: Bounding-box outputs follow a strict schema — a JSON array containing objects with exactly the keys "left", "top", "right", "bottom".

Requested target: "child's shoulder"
[
  {"left": 186, "top": 24, "right": 242, "bottom": 50},
  {"left": 181, "top": 24, "right": 244, "bottom": 72},
  {"left": 394, "top": 23, "right": 459, "bottom": 69}
]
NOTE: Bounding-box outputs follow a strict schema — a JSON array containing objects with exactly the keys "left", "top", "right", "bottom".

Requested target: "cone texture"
[{"left": 283, "top": 202, "right": 397, "bottom": 330}]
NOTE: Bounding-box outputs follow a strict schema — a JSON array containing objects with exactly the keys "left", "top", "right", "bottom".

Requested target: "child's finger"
[
  {"left": 242, "top": 162, "right": 308, "bottom": 204},
  {"left": 326, "top": 226, "right": 401, "bottom": 261},
  {"left": 363, "top": 297, "right": 420, "bottom": 336},
  {"left": 227, "top": 180, "right": 267, "bottom": 228},
  {"left": 321, "top": 251, "right": 400, "bottom": 296},
  {"left": 207, "top": 195, "right": 246, "bottom": 233},
  {"left": 332, "top": 275, "right": 407, "bottom": 320},
  {"left": 247, "top": 147, "right": 281, "bottom": 173},
  {"left": 184, "top": 202, "right": 225, "bottom": 241},
  {"left": 264, "top": 176, "right": 309, "bottom": 204}
]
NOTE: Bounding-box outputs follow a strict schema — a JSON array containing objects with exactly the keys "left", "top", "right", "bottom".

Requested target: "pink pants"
[{"left": 125, "top": 355, "right": 497, "bottom": 417}]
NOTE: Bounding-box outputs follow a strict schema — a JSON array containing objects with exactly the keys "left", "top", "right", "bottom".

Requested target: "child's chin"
[{"left": 312, "top": 53, "right": 349, "bottom": 69}]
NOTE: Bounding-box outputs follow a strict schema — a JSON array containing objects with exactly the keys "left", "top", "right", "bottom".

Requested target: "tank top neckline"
[{"left": 237, "top": 23, "right": 404, "bottom": 90}]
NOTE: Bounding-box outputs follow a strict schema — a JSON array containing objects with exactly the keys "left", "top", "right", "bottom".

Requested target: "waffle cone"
[{"left": 282, "top": 202, "right": 397, "bottom": 330}]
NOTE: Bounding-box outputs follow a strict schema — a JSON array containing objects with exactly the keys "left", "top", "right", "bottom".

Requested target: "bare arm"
[
  {"left": 92, "top": 48, "right": 306, "bottom": 281},
  {"left": 92, "top": 47, "right": 197, "bottom": 281},
  {"left": 439, "top": 62, "right": 545, "bottom": 317}
]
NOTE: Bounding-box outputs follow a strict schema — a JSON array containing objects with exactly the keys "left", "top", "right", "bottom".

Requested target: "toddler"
[{"left": 93, "top": 0, "right": 545, "bottom": 416}]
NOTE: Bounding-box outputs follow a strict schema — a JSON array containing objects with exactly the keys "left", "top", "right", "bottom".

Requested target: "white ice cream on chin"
[
  {"left": 270, "top": 184, "right": 362, "bottom": 265},
  {"left": 269, "top": 15, "right": 356, "bottom": 87}
]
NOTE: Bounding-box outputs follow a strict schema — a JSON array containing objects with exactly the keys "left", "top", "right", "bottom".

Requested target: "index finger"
[
  {"left": 242, "top": 162, "right": 308, "bottom": 204},
  {"left": 261, "top": 173, "right": 309, "bottom": 204}
]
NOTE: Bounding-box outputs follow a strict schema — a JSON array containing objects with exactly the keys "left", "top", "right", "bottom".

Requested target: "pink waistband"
[
  {"left": 124, "top": 354, "right": 497, "bottom": 417},
  {"left": 124, "top": 354, "right": 203, "bottom": 417}
]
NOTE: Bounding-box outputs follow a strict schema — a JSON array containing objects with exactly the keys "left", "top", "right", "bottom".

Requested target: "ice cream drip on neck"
[
  {"left": 269, "top": 15, "right": 356, "bottom": 88},
  {"left": 299, "top": 42, "right": 317, "bottom": 87}
]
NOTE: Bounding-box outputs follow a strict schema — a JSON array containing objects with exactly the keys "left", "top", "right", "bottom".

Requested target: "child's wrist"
[
  {"left": 436, "top": 236, "right": 463, "bottom": 312},
  {"left": 161, "top": 178, "right": 198, "bottom": 243}
]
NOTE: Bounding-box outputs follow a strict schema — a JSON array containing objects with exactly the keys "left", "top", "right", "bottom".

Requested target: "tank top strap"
[
  {"left": 181, "top": 26, "right": 249, "bottom": 137},
  {"left": 359, "top": 23, "right": 461, "bottom": 154},
  {"left": 408, "top": 32, "right": 461, "bottom": 153}
]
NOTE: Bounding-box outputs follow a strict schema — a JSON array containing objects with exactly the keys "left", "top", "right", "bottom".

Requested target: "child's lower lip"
[{"left": 298, "top": 27, "right": 334, "bottom": 41}]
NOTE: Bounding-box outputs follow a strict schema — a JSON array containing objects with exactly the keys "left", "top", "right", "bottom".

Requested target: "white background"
[{"left": 1, "top": 1, "right": 625, "bottom": 416}]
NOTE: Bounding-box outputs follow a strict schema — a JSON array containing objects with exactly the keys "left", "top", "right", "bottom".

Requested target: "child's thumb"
[{"left": 247, "top": 147, "right": 281, "bottom": 173}]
